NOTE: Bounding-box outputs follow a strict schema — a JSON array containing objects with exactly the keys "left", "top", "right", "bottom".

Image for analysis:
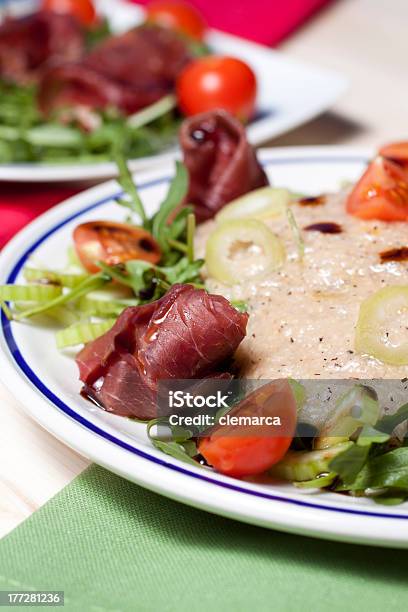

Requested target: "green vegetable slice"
[
  {"left": 288, "top": 378, "right": 306, "bottom": 411},
  {"left": 23, "top": 268, "right": 88, "bottom": 288},
  {"left": 315, "top": 384, "right": 380, "bottom": 449},
  {"left": 216, "top": 187, "right": 292, "bottom": 222},
  {"left": 25, "top": 124, "right": 84, "bottom": 148},
  {"left": 13, "top": 302, "right": 80, "bottom": 327},
  {"left": 127, "top": 94, "right": 176, "bottom": 129},
  {"left": 355, "top": 286, "right": 408, "bottom": 365},
  {"left": 0, "top": 284, "right": 62, "bottom": 302},
  {"left": 78, "top": 295, "right": 138, "bottom": 316},
  {"left": 56, "top": 320, "right": 116, "bottom": 349},
  {"left": 205, "top": 219, "right": 285, "bottom": 285},
  {"left": 294, "top": 472, "right": 337, "bottom": 489},
  {"left": 286, "top": 207, "right": 304, "bottom": 261},
  {"left": 11, "top": 273, "right": 109, "bottom": 321},
  {"left": 270, "top": 442, "right": 353, "bottom": 482}
]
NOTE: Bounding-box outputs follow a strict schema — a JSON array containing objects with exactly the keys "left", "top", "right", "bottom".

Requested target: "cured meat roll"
[
  {"left": 76, "top": 284, "right": 248, "bottom": 419},
  {"left": 39, "top": 25, "right": 191, "bottom": 115},
  {"left": 180, "top": 110, "right": 269, "bottom": 222},
  {"left": 0, "top": 11, "right": 84, "bottom": 84}
]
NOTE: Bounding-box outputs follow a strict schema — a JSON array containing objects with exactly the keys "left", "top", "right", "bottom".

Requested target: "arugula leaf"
[
  {"left": 373, "top": 493, "right": 408, "bottom": 506},
  {"left": 169, "top": 206, "right": 194, "bottom": 241},
  {"left": 98, "top": 257, "right": 204, "bottom": 303},
  {"left": 147, "top": 418, "right": 200, "bottom": 466},
  {"left": 151, "top": 161, "right": 189, "bottom": 250},
  {"left": 0, "top": 79, "right": 178, "bottom": 164},
  {"left": 349, "top": 447, "right": 408, "bottom": 491},
  {"left": 150, "top": 439, "right": 200, "bottom": 466},
  {"left": 115, "top": 153, "right": 147, "bottom": 223},
  {"left": 376, "top": 402, "right": 408, "bottom": 434},
  {"left": 160, "top": 257, "right": 204, "bottom": 286},
  {"left": 329, "top": 443, "right": 370, "bottom": 486},
  {"left": 328, "top": 423, "right": 390, "bottom": 487}
]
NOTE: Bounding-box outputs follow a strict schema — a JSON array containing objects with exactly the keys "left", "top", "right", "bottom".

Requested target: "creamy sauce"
[{"left": 195, "top": 191, "right": 408, "bottom": 380}]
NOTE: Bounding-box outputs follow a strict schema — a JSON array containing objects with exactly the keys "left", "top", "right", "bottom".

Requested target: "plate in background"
[{"left": 0, "top": 0, "right": 347, "bottom": 181}]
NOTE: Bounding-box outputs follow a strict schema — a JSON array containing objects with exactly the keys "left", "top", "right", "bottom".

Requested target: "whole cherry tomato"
[
  {"left": 177, "top": 56, "right": 257, "bottom": 121},
  {"left": 73, "top": 221, "right": 161, "bottom": 273},
  {"left": 146, "top": 0, "right": 206, "bottom": 41},
  {"left": 42, "top": 0, "right": 97, "bottom": 27}
]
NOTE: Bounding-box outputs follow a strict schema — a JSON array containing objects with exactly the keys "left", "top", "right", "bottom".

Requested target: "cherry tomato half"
[
  {"left": 346, "top": 156, "right": 408, "bottom": 221},
  {"left": 379, "top": 141, "right": 408, "bottom": 171},
  {"left": 73, "top": 221, "right": 161, "bottom": 273},
  {"left": 198, "top": 380, "right": 297, "bottom": 478},
  {"left": 42, "top": 0, "right": 97, "bottom": 27},
  {"left": 177, "top": 56, "right": 257, "bottom": 121},
  {"left": 146, "top": 0, "right": 206, "bottom": 41}
]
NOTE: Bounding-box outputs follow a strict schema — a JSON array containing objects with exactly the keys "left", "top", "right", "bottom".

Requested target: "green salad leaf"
[
  {"left": 329, "top": 443, "right": 370, "bottom": 486},
  {"left": 151, "top": 161, "right": 189, "bottom": 250},
  {"left": 146, "top": 419, "right": 200, "bottom": 467},
  {"left": 0, "top": 80, "right": 178, "bottom": 165},
  {"left": 376, "top": 402, "right": 408, "bottom": 434},
  {"left": 348, "top": 448, "right": 408, "bottom": 492}
]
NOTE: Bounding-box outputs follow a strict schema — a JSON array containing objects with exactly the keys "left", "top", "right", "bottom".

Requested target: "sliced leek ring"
[
  {"left": 314, "top": 384, "right": 379, "bottom": 450},
  {"left": 355, "top": 286, "right": 408, "bottom": 365},
  {"left": 0, "top": 284, "right": 62, "bottom": 302},
  {"left": 216, "top": 187, "right": 292, "bottom": 223},
  {"left": 56, "top": 319, "right": 116, "bottom": 349},
  {"left": 270, "top": 442, "right": 353, "bottom": 482},
  {"left": 205, "top": 219, "right": 285, "bottom": 285}
]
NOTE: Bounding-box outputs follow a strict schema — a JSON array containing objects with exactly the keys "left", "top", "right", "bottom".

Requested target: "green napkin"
[{"left": 0, "top": 465, "right": 406, "bottom": 612}]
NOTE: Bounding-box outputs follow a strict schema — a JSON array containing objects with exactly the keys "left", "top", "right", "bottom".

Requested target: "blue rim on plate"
[{"left": 4, "top": 154, "right": 406, "bottom": 521}]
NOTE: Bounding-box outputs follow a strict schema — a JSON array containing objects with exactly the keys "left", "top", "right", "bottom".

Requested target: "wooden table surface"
[{"left": 1, "top": 0, "right": 406, "bottom": 539}]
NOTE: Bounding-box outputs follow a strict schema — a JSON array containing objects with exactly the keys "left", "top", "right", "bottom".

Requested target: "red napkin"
[
  {"left": 0, "top": 0, "right": 331, "bottom": 249},
  {"left": 0, "top": 184, "right": 79, "bottom": 248},
  {"left": 134, "top": 0, "right": 331, "bottom": 45}
]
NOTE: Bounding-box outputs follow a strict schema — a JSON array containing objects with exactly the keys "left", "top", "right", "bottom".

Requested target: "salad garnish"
[{"left": 0, "top": 154, "right": 203, "bottom": 346}]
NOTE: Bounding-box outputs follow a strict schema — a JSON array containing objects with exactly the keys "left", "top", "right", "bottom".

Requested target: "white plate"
[
  {"left": 0, "top": 0, "right": 347, "bottom": 182},
  {"left": 4, "top": 146, "right": 408, "bottom": 549}
]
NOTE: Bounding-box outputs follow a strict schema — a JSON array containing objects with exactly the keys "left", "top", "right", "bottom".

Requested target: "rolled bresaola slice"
[
  {"left": 76, "top": 284, "right": 248, "bottom": 419},
  {"left": 39, "top": 25, "right": 191, "bottom": 116},
  {"left": 0, "top": 11, "right": 84, "bottom": 85},
  {"left": 180, "top": 110, "right": 269, "bottom": 222}
]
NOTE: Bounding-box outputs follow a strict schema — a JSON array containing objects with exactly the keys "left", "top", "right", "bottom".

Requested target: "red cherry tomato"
[
  {"left": 346, "top": 156, "right": 408, "bottom": 221},
  {"left": 42, "top": 0, "right": 97, "bottom": 26},
  {"left": 73, "top": 221, "right": 161, "bottom": 273},
  {"left": 177, "top": 56, "right": 257, "bottom": 121},
  {"left": 146, "top": 0, "right": 206, "bottom": 41},
  {"left": 379, "top": 141, "right": 408, "bottom": 171},
  {"left": 198, "top": 380, "right": 297, "bottom": 478}
]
